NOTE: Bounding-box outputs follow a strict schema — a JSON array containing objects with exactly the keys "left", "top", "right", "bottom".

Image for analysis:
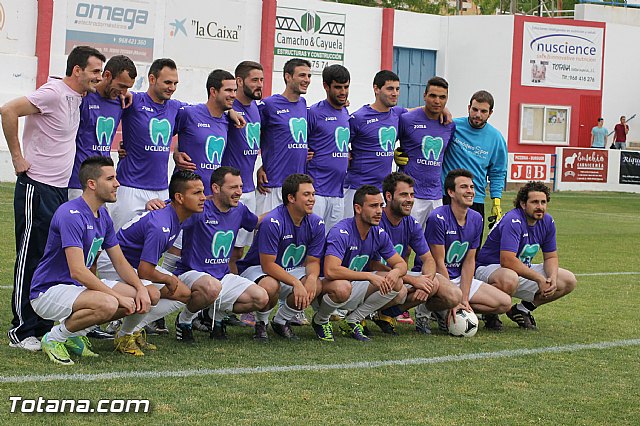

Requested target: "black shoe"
[
  {"left": 271, "top": 322, "right": 299, "bottom": 340},
  {"left": 483, "top": 314, "right": 504, "bottom": 332},
  {"left": 210, "top": 321, "right": 229, "bottom": 340},
  {"left": 86, "top": 325, "right": 114, "bottom": 340},
  {"left": 223, "top": 314, "right": 249, "bottom": 327},
  {"left": 145, "top": 317, "right": 169, "bottom": 335},
  {"left": 373, "top": 313, "right": 399, "bottom": 336},
  {"left": 253, "top": 321, "right": 269, "bottom": 343},
  {"left": 175, "top": 316, "right": 195, "bottom": 343},
  {"left": 506, "top": 305, "right": 538, "bottom": 330},
  {"left": 192, "top": 310, "right": 213, "bottom": 332}
]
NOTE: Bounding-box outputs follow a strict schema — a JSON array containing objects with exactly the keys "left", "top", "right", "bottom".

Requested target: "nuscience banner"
[{"left": 521, "top": 21, "right": 603, "bottom": 91}]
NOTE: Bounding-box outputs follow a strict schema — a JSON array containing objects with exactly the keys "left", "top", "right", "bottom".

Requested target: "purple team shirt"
[
  {"left": 118, "top": 92, "right": 184, "bottom": 191},
  {"left": 117, "top": 205, "right": 182, "bottom": 268},
  {"left": 69, "top": 92, "right": 123, "bottom": 189},
  {"left": 175, "top": 103, "right": 229, "bottom": 195},
  {"left": 344, "top": 105, "right": 407, "bottom": 190},
  {"left": 323, "top": 218, "right": 396, "bottom": 273},
  {"left": 419, "top": 205, "right": 483, "bottom": 278},
  {"left": 477, "top": 208, "right": 557, "bottom": 268},
  {"left": 31, "top": 197, "right": 118, "bottom": 299},
  {"left": 175, "top": 200, "right": 258, "bottom": 279},
  {"left": 398, "top": 109, "right": 455, "bottom": 200},
  {"left": 222, "top": 99, "right": 261, "bottom": 193},
  {"left": 305, "top": 100, "right": 350, "bottom": 197},
  {"left": 376, "top": 211, "right": 429, "bottom": 263},
  {"left": 258, "top": 94, "right": 308, "bottom": 188},
  {"left": 237, "top": 204, "right": 325, "bottom": 274}
]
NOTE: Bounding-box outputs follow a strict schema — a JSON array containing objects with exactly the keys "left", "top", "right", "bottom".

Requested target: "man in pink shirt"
[{"left": 0, "top": 45, "right": 106, "bottom": 351}]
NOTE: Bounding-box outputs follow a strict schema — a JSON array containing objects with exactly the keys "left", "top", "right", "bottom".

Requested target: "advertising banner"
[
  {"left": 508, "top": 153, "right": 552, "bottom": 182},
  {"left": 619, "top": 151, "right": 640, "bottom": 185},
  {"left": 560, "top": 148, "right": 607, "bottom": 183}
]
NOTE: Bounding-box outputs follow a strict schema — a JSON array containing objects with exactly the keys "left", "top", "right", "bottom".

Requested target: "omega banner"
[{"left": 521, "top": 21, "right": 603, "bottom": 91}]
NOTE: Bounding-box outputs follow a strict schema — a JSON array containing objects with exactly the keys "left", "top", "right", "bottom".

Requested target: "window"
[{"left": 520, "top": 104, "right": 571, "bottom": 145}]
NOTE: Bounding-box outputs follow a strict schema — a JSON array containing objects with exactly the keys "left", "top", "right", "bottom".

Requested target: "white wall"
[
  {"left": 575, "top": 4, "right": 640, "bottom": 27},
  {"left": 394, "top": 10, "right": 442, "bottom": 51}
]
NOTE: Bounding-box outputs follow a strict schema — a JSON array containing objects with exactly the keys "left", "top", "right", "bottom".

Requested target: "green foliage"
[{"left": 336, "top": 0, "right": 456, "bottom": 15}]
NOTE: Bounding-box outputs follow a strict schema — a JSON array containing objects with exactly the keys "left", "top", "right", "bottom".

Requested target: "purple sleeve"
[
  {"left": 500, "top": 220, "right": 522, "bottom": 254},
  {"left": 139, "top": 225, "right": 168, "bottom": 265},
  {"left": 425, "top": 213, "right": 445, "bottom": 246},
  {"left": 541, "top": 217, "right": 557, "bottom": 253},
  {"left": 324, "top": 227, "right": 347, "bottom": 259},
  {"left": 378, "top": 230, "right": 398, "bottom": 261},
  {"left": 409, "top": 218, "right": 429, "bottom": 256},
  {"left": 26, "top": 84, "right": 58, "bottom": 114},
  {"left": 307, "top": 218, "right": 326, "bottom": 259},
  {"left": 59, "top": 215, "right": 87, "bottom": 249},
  {"left": 257, "top": 217, "right": 280, "bottom": 256},
  {"left": 241, "top": 204, "right": 258, "bottom": 232}
]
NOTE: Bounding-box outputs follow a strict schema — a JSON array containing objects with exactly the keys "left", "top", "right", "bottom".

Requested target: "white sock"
[
  {"left": 273, "top": 301, "right": 301, "bottom": 325},
  {"left": 255, "top": 309, "right": 273, "bottom": 324},
  {"left": 315, "top": 294, "right": 346, "bottom": 324},
  {"left": 415, "top": 304, "right": 431, "bottom": 319},
  {"left": 178, "top": 306, "right": 198, "bottom": 324},
  {"left": 119, "top": 313, "right": 145, "bottom": 336},
  {"left": 48, "top": 322, "right": 73, "bottom": 342},
  {"left": 132, "top": 299, "right": 185, "bottom": 333},
  {"left": 346, "top": 290, "right": 399, "bottom": 323}
]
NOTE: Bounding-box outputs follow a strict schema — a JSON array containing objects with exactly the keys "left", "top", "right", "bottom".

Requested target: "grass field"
[{"left": 0, "top": 182, "right": 639, "bottom": 425}]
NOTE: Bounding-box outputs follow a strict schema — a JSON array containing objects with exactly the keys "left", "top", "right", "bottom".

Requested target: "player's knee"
[
  {"left": 97, "top": 295, "right": 119, "bottom": 322},
  {"left": 496, "top": 293, "right": 512, "bottom": 313},
  {"left": 198, "top": 278, "right": 221, "bottom": 304},
  {"left": 333, "top": 281, "right": 352, "bottom": 303},
  {"left": 493, "top": 269, "right": 519, "bottom": 294},
  {"left": 252, "top": 286, "right": 269, "bottom": 309},
  {"left": 561, "top": 271, "right": 577, "bottom": 294},
  {"left": 394, "top": 286, "right": 408, "bottom": 304},
  {"left": 448, "top": 286, "right": 463, "bottom": 307},
  {"left": 259, "top": 277, "right": 280, "bottom": 298},
  {"left": 392, "top": 277, "right": 404, "bottom": 291}
]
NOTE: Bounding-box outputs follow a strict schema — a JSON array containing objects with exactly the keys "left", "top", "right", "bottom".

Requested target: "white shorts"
[
  {"left": 110, "top": 185, "right": 169, "bottom": 231},
  {"left": 68, "top": 188, "right": 83, "bottom": 201},
  {"left": 475, "top": 263, "right": 547, "bottom": 302},
  {"left": 96, "top": 252, "right": 167, "bottom": 289},
  {"left": 412, "top": 198, "right": 443, "bottom": 230},
  {"left": 313, "top": 195, "right": 344, "bottom": 234},
  {"left": 342, "top": 188, "right": 356, "bottom": 219},
  {"left": 236, "top": 191, "right": 257, "bottom": 248},
  {"left": 341, "top": 280, "right": 371, "bottom": 312},
  {"left": 31, "top": 281, "right": 117, "bottom": 322},
  {"left": 450, "top": 276, "right": 483, "bottom": 301},
  {"left": 256, "top": 187, "right": 283, "bottom": 216},
  {"left": 240, "top": 265, "right": 306, "bottom": 299}
]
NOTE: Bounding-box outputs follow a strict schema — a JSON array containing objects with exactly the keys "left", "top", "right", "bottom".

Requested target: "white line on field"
[{"left": 1, "top": 339, "right": 638, "bottom": 384}]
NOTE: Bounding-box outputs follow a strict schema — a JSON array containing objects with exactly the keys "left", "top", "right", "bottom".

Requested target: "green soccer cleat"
[
  {"left": 65, "top": 335, "right": 99, "bottom": 357},
  {"left": 41, "top": 333, "right": 74, "bottom": 365}
]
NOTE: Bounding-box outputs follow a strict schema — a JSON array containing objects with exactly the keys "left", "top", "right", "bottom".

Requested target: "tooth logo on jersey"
[
  {"left": 378, "top": 126, "right": 397, "bottom": 152},
  {"left": 96, "top": 116, "right": 115, "bottom": 145},
  {"left": 335, "top": 126, "right": 350, "bottom": 152},
  {"left": 446, "top": 241, "right": 469, "bottom": 264},
  {"left": 85, "top": 237, "right": 104, "bottom": 267},
  {"left": 421, "top": 136, "right": 444, "bottom": 161},
  {"left": 149, "top": 118, "right": 172, "bottom": 146},
  {"left": 205, "top": 136, "right": 226, "bottom": 164},
  {"left": 382, "top": 244, "right": 403, "bottom": 266},
  {"left": 245, "top": 122, "right": 261, "bottom": 149},
  {"left": 348, "top": 255, "right": 369, "bottom": 272},
  {"left": 211, "top": 230, "right": 234, "bottom": 258},
  {"left": 289, "top": 118, "right": 308, "bottom": 143},
  {"left": 518, "top": 243, "right": 540, "bottom": 265},
  {"left": 282, "top": 244, "right": 306, "bottom": 268}
]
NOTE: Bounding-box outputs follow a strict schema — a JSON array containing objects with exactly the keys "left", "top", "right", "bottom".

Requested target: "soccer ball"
[{"left": 447, "top": 309, "right": 479, "bottom": 337}]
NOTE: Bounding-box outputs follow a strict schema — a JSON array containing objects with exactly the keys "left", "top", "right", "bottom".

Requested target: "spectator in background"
[
  {"left": 591, "top": 118, "right": 608, "bottom": 148},
  {"left": 613, "top": 116, "right": 629, "bottom": 150}
]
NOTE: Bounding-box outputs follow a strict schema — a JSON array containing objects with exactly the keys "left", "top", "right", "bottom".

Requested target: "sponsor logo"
[
  {"left": 348, "top": 255, "right": 369, "bottom": 272},
  {"left": 96, "top": 116, "right": 115, "bottom": 146},
  {"left": 162, "top": 227, "right": 171, "bottom": 233},
  {"left": 169, "top": 18, "right": 187, "bottom": 37},
  {"left": 339, "top": 229, "right": 349, "bottom": 235},
  {"left": 335, "top": 126, "right": 349, "bottom": 152},
  {"left": 518, "top": 243, "right": 540, "bottom": 265},
  {"left": 246, "top": 122, "right": 261, "bottom": 149},
  {"left": 74, "top": 2, "right": 149, "bottom": 30},
  {"left": 446, "top": 241, "right": 469, "bottom": 264},
  {"left": 205, "top": 136, "right": 226, "bottom": 164},
  {"left": 282, "top": 244, "right": 306, "bottom": 268},
  {"left": 70, "top": 210, "right": 81, "bottom": 214},
  {"left": 191, "top": 20, "right": 241, "bottom": 41},
  {"left": 270, "top": 218, "right": 280, "bottom": 226},
  {"left": 211, "top": 230, "right": 234, "bottom": 258},
  {"left": 421, "top": 136, "right": 443, "bottom": 161},
  {"left": 289, "top": 117, "right": 307, "bottom": 143},
  {"left": 378, "top": 126, "right": 397, "bottom": 152},
  {"left": 86, "top": 237, "right": 104, "bottom": 267},
  {"left": 530, "top": 33, "right": 597, "bottom": 56},
  {"left": 149, "top": 118, "right": 171, "bottom": 146}
]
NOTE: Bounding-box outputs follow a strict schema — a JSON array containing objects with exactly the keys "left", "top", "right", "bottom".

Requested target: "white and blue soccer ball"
[{"left": 447, "top": 309, "right": 479, "bottom": 337}]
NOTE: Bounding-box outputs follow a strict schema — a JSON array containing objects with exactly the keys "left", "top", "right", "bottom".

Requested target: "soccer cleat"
[
  {"left": 373, "top": 312, "right": 399, "bottom": 336},
  {"left": 311, "top": 315, "right": 334, "bottom": 342},
  {"left": 329, "top": 309, "right": 346, "bottom": 322},
  {"left": 65, "top": 336, "right": 98, "bottom": 357},
  {"left": 338, "top": 321, "right": 370, "bottom": 342},
  {"left": 192, "top": 310, "right": 213, "bottom": 332},
  {"left": 9, "top": 336, "right": 42, "bottom": 352},
  {"left": 175, "top": 316, "right": 195, "bottom": 343},
  {"left": 105, "top": 320, "right": 122, "bottom": 335},
  {"left": 397, "top": 311, "right": 414, "bottom": 325},
  {"left": 240, "top": 312, "right": 256, "bottom": 327},
  {"left": 145, "top": 318, "right": 169, "bottom": 335},
  {"left": 361, "top": 317, "right": 372, "bottom": 336},
  {"left": 253, "top": 321, "right": 269, "bottom": 342},
  {"left": 271, "top": 322, "right": 300, "bottom": 340},
  {"left": 290, "top": 311, "right": 310, "bottom": 326},
  {"left": 41, "top": 333, "right": 74, "bottom": 365},
  {"left": 86, "top": 325, "right": 114, "bottom": 340},
  {"left": 210, "top": 321, "right": 229, "bottom": 340},
  {"left": 133, "top": 330, "right": 157, "bottom": 350},
  {"left": 224, "top": 314, "right": 249, "bottom": 327},
  {"left": 114, "top": 334, "right": 144, "bottom": 356},
  {"left": 506, "top": 305, "right": 538, "bottom": 330},
  {"left": 415, "top": 316, "right": 432, "bottom": 335},
  {"left": 483, "top": 313, "right": 504, "bottom": 332},
  {"left": 433, "top": 311, "right": 449, "bottom": 332}
]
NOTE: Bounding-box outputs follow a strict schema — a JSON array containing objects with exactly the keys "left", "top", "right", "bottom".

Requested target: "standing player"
[
  {"left": 68, "top": 55, "right": 137, "bottom": 200},
  {"left": 475, "top": 181, "right": 577, "bottom": 330},
  {"left": 343, "top": 70, "right": 407, "bottom": 216},
  {"left": 2, "top": 46, "right": 106, "bottom": 351},
  {"left": 255, "top": 58, "right": 311, "bottom": 214},
  {"left": 306, "top": 64, "right": 351, "bottom": 232},
  {"left": 312, "top": 185, "right": 407, "bottom": 342},
  {"left": 237, "top": 174, "right": 324, "bottom": 341},
  {"left": 30, "top": 156, "right": 151, "bottom": 365}
]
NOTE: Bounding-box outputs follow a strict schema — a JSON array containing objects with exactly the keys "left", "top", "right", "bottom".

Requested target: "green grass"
[{"left": 0, "top": 183, "right": 639, "bottom": 424}]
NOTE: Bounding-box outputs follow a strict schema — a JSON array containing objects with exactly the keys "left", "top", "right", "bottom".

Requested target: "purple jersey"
[
  {"left": 305, "top": 100, "right": 350, "bottom": 197},
  {"left": 31, "top": 197, "right": 118, "bottom": 299},
  {"left": 477, "top": 208, "right": 557, "bottom": 268},
  {"left": 221, "top": 99, "right": 261, "bottom": 193},
  {"left": 175, "top": 200, "right": 257, "bottom": 279},
  {"left": 419, "top": 205, "right": 483, "bottom": 279},
  {"left": 258, "top": 94, "right": 308, "bottom": 188},
  {"left": 69, "top": 92, "right": 123, "bottom": 189},
  {"left": 344, "top": 105, "right": 407, "bottom": 190},
  {"left": 323, "top": 218, "right": 396, "bottom": 273},
  {"left": 376, "top": 211, "right": 429, "bottom": 263},
  {"left": 118, "top": 92, "right": 184, "bottom": 191},
  {"left": 116, "top": 205, "right": 181, "bottom": 269},
  {"left": 175, "top": 103, "right": 229, "bottom": 195},
  {"left": 237, "top": 204, "right": 325, "bottom": 274},
  {"left": 398, "top": 109, "right": 455, "bottom": 200}
]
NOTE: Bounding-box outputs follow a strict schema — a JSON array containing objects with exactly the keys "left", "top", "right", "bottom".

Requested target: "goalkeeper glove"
[
  {"left": 487, "top": 198, "right": 503, "bottom": 229},
  {"left": 394, "top": 147, "right": 409, "bottom": 167}
]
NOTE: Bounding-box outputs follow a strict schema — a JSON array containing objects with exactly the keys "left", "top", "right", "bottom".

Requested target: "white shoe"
[{"left": 9, "top": 336, "right": 42, "bottom": 352}]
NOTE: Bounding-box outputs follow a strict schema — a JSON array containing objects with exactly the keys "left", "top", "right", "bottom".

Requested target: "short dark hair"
[
  {"left": 353, "top": 185, "right": 381, "bottom": 207},
  {"left": 373, "top": 70, "right": 399, "bottom": 89},
  {"left": 206, "top": 69, "right": 235, "bottom": 97},
  {"left": 169, "top": 170, "right": 202, "bottom": 201},
  {"left": 444, "top": 169, "right": 474, "bottom": 194},
  {"left": 104, "top": 55, "right": 137, "bottom": 80},
  {"left": 235, "top": 61, "right": 263, "bottom": 79},
  {"left": 282, "top": 174, "right": 313, "bottom": 205},
  {"left": 322, "top": 65, "right": 350, "bottom": 86},
  {"left": 382, "top": 172, "right": 414, "bottom": 201},
  {"left": 149, "top": 58, "right": 177, "bottom": 78},
  {"left": 66, "top": 46, "right": 106, "bottom": 77},
  {"left": 514, "top": 181, "right": 550, "bottom": 208},
  {"left": 79, "top": 155, "right": 114, "bottom": 190},
  {"left": 425, "top": 76, "right": 448, "bottom": 94},
  {"left": 210, "top": 166, "right": 240, "bottom": 188},
  {"left": 470, "top": 90, "right": 494, "bottom": 111},
  {"left": 598, "top": 117, "right": 604, "bottom": 122},
  {"left": 283, "top": 58, "right": 311, "bottom": 82}
]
